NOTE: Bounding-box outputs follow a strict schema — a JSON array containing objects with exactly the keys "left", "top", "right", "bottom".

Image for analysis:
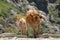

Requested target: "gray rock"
[
  {"left": 46, "top": 25, "right": 60, "bottom": 34},
  {"left": 0, "top": 33, "right": 17, "bottom": 37},
  {"left": 0, "top": 24, "right": 4, "bottom": 34},
  {"left": 39, "top": 11, "right": 46, "bottom": 16},
  {"left": 0, "top": 24, "right": 3, "bottom": 29},
  {"left": 49, "top": 15, "right": 55, "bottom": 23},
  {"left": 41, "top": 22, "right": 60, "bottom": 34},
  {"left": 10, "top": 10, "right": 17, "bottom": 16},
  {"left": 27, "top": 5, "right": 37, "bottom": 10},
  {"left": 6, "top": 0, "right": 11, "bottom": 3},
  {"left": 30, "top": 2, "right": 36, "bottom": 6}
]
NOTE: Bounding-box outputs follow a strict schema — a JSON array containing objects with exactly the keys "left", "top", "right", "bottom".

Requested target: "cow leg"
[
  {"left": 19, "top": 24, "right": 22, "bottom": 35},
  {"left": 32, "top": 24, "right": 37, "bottom": 38},
  {"left": 26, "top": 23, "right": 29, "bottom": 36},
  {"left": 37, "top": 22, "right": 40, "bottom": 35}
]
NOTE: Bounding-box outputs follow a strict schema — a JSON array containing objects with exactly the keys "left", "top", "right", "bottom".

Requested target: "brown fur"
[
  {"left": 19, "top": 18, "right": 27, "bottom": 35},
  {"left": 26, "top": 9, "right": 44, "bottom": 36}
]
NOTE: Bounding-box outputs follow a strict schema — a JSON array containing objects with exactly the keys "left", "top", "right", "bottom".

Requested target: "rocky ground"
[
  {"left": 0, "top": 37, "right": 60, "bottom": 40},
  {"left": 0, "top": 33, "right": 60, "bottom": 40}
]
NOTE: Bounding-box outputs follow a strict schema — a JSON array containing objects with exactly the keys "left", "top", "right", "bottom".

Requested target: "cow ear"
[
  {"left": 40, "top": 15, "right": 43, "bottom": 19},
  {"left": 30, "top": 14, "right": 33, "bottom": 17}
]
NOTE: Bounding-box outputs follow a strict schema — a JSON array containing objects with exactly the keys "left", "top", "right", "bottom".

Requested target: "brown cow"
[
  {"left": 19, "top": 18, "right": 27, "bottom": 35},
  {"left": 16, "top": 15, "right": 27, "bottom": 35},
  {"left": 26, "top": 9, "right": 44, "bottom": 37}
]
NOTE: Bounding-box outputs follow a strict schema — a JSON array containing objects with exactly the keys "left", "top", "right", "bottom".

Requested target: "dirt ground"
[{"left": 0, "top": 37, "right": 60, "bottom": 40}]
